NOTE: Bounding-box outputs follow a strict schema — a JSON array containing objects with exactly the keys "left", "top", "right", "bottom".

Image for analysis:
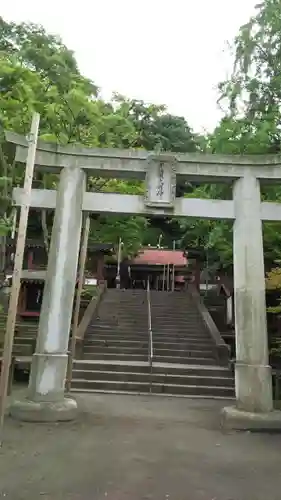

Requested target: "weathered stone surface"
[
  {"left": 13, "top": 187, "right": 281, "bottom": 221},
  {"left": 7, "top": 129, "right": 281, "bottom": 180},
  {"left": 221, "top": 405, "right": 281, "bottom": 431},
  {"left": 12, "top": 188, "right": 235, "bottom": 218},
  {"left": 14, "top": 167, "right": 85, "bottom": 421},
  {"left": 233, "top": 173, "right": 272, "bottom": 413},
  {"left": 10, "top": 396, "right": 77, "bottom": 422}
]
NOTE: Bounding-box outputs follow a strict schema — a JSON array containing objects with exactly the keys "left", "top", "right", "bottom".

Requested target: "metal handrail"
[{"left": 147, "top": 279, "right": 153, "bottom": 392}]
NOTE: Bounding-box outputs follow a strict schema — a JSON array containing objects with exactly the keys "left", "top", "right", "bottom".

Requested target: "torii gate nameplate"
[{"left": 144, "top": 153, "right": 177, "bottom": 209}]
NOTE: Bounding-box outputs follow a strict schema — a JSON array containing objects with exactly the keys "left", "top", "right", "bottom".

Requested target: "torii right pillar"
[{"left": 222, "top": 172, "right": 281, "bottom": 430}]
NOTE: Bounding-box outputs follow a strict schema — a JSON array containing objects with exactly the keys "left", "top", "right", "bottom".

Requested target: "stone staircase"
[
  {"left": 151, "top": 291, "right": 219, "bottom": 365},
  {"left": 0, "top": 296, "right": 90, "bottom": 360},
  {"left": 71, "top": 289, "right": 234, "bottom": 398},
  {"left": 0, "top": 314, "right": 38, "bottom": 358}
]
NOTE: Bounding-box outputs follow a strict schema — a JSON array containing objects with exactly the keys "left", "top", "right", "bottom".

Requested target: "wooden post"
[
  {"left": 172, "top": 240, "right": 176, "bottom": 292},
  {"left": 66, "top": 213, "right": 90, "bottom": 392},
  {"left": 167, "top": 263, "right": 170, "bottom": 291},
  {"left": 116, "top": 237, "right": 122, "bottom": 289},
  {"left": 162, "top": 264, "right": 166, "bottom": 291},
  {"left": 27, "top": 250, "right": 33, "bottom": 270},
  {"left": 0, "top": 113, "right": 40, "bottom": 444},
  {"left": 11, "top": 207, "right": 17, "bottom": 240}
]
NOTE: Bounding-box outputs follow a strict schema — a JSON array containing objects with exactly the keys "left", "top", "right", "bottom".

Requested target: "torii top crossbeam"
[
  {"left": 6, "top": 130, "right": 281, "bottom": 222},
  {"left": 6, "top": 130, "right": 281, "bottom": 182}
]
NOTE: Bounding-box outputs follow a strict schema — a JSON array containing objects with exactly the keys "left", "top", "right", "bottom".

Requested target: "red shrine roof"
[{"left": 132, "top": 248, "right": 188, "bottom": 266}]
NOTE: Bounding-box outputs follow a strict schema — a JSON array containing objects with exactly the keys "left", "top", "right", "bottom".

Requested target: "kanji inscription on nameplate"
[{"left": 144, "top": 154, "right": 177, "bottom": 209}]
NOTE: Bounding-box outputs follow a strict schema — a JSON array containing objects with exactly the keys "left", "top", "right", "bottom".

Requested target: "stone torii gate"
[{"left": 6, "top": 131, "right": 281, "bottom": 429}]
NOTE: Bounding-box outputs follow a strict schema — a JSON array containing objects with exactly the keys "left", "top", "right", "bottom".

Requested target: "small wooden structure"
[
  {"left": 5, "top": 239, "right": 47, "bottom": 319},
  {"left": 130, "top": 248, "right": 189, "bottom": 290},
  {"left": 17, "top": 270, "right": 46, "bottom": 318},
  {"left": 105, "top": 247, "right": 189, "bottom": 290},
  {"left": 5, "top": 239, "right": 114, "bottom": 318},
  {"left": 5, "top": 238, "right": 48, "bottom": 273}
]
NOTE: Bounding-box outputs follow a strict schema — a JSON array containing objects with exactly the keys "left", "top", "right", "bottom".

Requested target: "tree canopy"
[{"left": 205, "top": 0, "right": 281, "bottom": 267}]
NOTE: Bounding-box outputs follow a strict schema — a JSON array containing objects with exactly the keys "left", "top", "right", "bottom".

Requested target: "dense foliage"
[
  {"left": 186, "top": 0, "right": 281, "bottom": 269},
  {"left": 2, "top": 2, "right": 281, "bottom": 267},
  {"left": 0, "top": 17, "right": 202, "bottom": 258}
]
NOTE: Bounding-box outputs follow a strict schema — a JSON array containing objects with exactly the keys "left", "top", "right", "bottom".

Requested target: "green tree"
[
  {"left": 112, "top": 95, "right": 203, "bottom": 247},
  {"left": 113, "top": 94, "right": 200, "bottom": 152},
  {"left": 0, "top": 18, "right": 147, "bottom": 253},
  {"left": 186, "top": 0, "right": 281, "bottom": 269}
]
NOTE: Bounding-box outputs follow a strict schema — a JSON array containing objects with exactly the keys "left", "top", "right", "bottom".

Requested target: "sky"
[{"left": 1, "top": 0, "right": 258, "bottom": 133}]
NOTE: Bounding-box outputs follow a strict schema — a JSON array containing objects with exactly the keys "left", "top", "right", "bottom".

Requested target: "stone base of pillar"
[
  {"left": 9, "top": 396, "right": 78, "bottom": 422},
  {"left": 221, "top": 406, "right": 281, "bottom": 431},
  {"left": 235, "top": 362, "right": 273, "bottom": 413}
]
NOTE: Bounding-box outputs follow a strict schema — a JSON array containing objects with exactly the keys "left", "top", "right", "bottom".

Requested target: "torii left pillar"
[{"left": 11, "top": 167, "right": 85, "bottom": 421}]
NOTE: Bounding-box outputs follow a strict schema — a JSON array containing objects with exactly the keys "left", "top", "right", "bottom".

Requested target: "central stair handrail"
[{"left": 146, "top": 279, "right": 153, "bottom": 391}]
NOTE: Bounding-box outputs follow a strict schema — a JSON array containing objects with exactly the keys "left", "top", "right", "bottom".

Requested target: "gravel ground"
[{"left": 0, "top": 392, "right": 281, "bottom": 500}]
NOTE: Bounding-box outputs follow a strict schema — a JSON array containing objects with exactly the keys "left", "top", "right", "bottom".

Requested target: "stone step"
[
  {"left": 83, "top": 345, "right": 214, "bottom": 358},
  {"left": 72, "top": 369, "right": 234, "bottom": 387},
  {"left": 98, "top": 312, "right": 196, "bottom": 318},
  {"left": 153, "top": 355, "right": 216, "bottom": 365},
  {"left": 93, "top": 321, "right": 205, "bottom": 328},
  {"left": 101, "top": 302, "right": 147, "bottom": 306},
  {"left": 90, "top": 323, "right": 206, "bottom": 331},
  {"left": 88, "top": 334, "right": 211, "bottom": 342},
  {"left": 13, "top": 328, "right": 38, "bottom": 336},
  {"left": 153, "top": 348, "right": 215, "bottom": 359},
  {"left": 154, "top": 330, "right": 209, "bottom": 336},
  {"left": 153, "top": 324, "right": 208, "bottom": 330},
  {"left": 151, "top": 305, "right": 196, "bottom": 309},
  {"left": 74, "top": 360, "right": 150, "bottom": 373},
  {"left": 88, "top": 325, "right": 209, "bottom": 333},
  {"left": 153, "top": 338, "right": 212, "bottom": 346},
  {"left": 91, "top": 324, "right": 148, "bottom": 330},
  {"left": 98, "top": 305, "right": 148, "bottom": 309},
  {"left": 70, "top": 378, "right": 234, "bottom": 398},
  {"left": 85, "top": 339, "right": 214, "bottom": 350},
  {"left": 153, "top": 326, "right": 208, "bottom": 331},
  {"left": 0, "top": 343, "right": 34, "bottom": 356},
  {"left": 151, "top": 311, "right": 202, "bottom": 316},
  {"left": 83, "top": 346, "right": 148, "bottom": 355},
  {"left": 99, "top": 299, "right": 147, "bottom": 303},
  {"left": 150, "top": 302, "right": 195, "bottom": 306},
  {"left": 13, "top": 337, "right": 37, "bottom": 345},
  {"left": 89, "top": 323, "right": 206, "bottom": 330},
  {"left": 100, "top": 301, "right": 195, "bottom": 306},
  {"left": 82, "top": 352, "right": 216, "bottom": 365},
  {"left": 153, "top": 312, "right": 202, "bottom": 316},
  {"left": 83, "top": 352, "right": 148, "bottom": 362},
  {"left": 86, "top": 332, "right": 210, "bottom": 340},
  {"left": 97, "top": 312, "right": 199, "bottom": 318},
  {"left": 86, "top": 334, "right": 212, "bottom": 343},
  {"left": 98, "top": 303, "right": 195, "bottom": 308},
  {"left": 73, "top": 369, "right": 148, "bottom": 382},
  {"left": 14, "top": 343, "right": 34, "bottom": 355},
  {"left": 98, "top": 302, "right": 147, "bottom": 307},
  {"left": 72, "top": 360, "right": 234, "bottom": 378}
]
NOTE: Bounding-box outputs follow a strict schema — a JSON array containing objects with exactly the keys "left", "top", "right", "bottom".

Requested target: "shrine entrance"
[{"left": 6, "top": 129, "right": 281, "bottom": 428}]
